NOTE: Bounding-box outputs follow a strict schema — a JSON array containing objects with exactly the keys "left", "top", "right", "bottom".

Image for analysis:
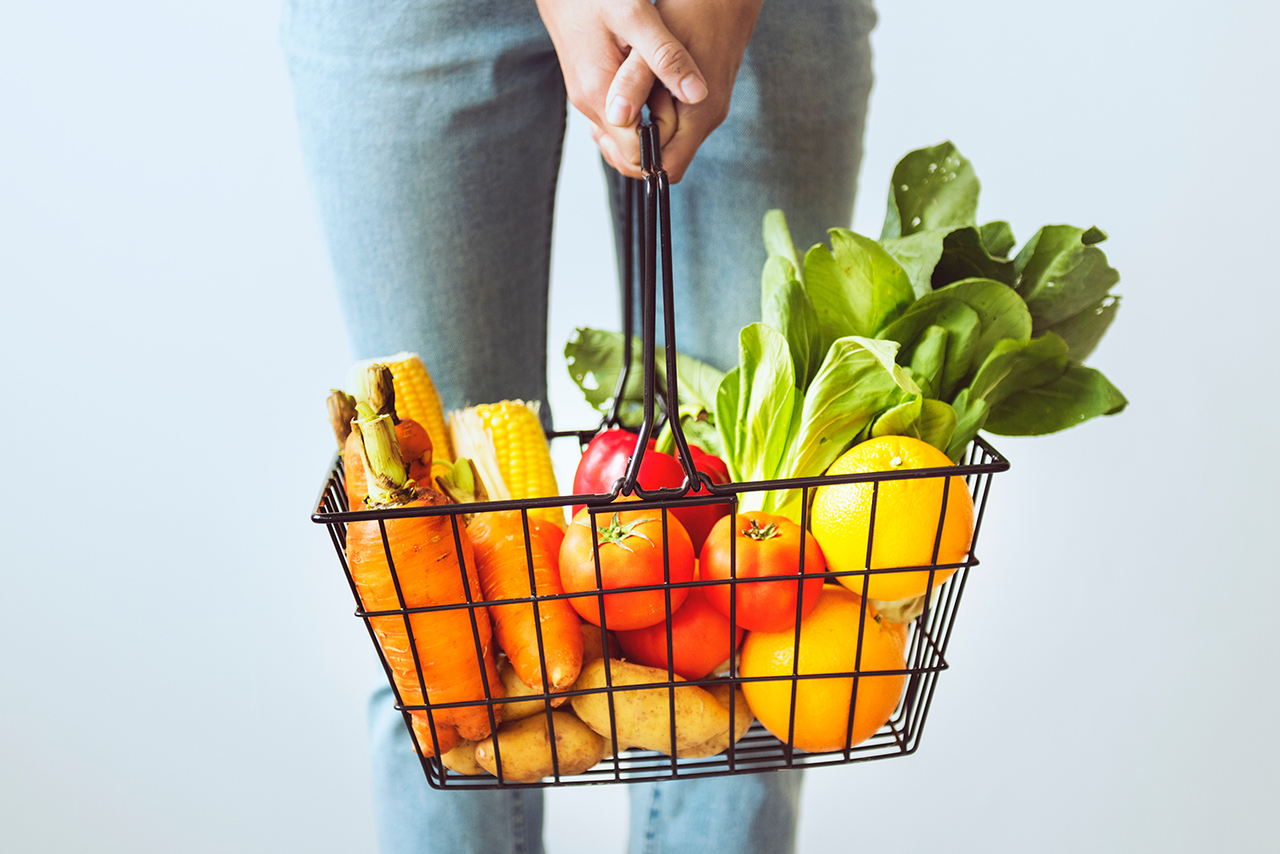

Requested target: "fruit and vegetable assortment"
[{"left": 324, "top": 142, "right": 1126, "bottom": 782}]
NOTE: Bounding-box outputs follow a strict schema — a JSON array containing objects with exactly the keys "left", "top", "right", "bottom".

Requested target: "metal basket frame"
[{"left": 311, "top": 123, "right": 1010, "bottom": 789}]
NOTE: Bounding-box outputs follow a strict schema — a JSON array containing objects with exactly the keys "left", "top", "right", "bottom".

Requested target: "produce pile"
[{"left": 324, "top": 142, "right": 1126, "bottom": 783}]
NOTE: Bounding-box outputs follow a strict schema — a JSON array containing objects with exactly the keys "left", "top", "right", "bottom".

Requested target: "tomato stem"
[
  {"left": 578, "top": 511, "right": 654, "bottom": 553},
  {"left": 741, "top": 518, "right": 781, "bottom": 541}
]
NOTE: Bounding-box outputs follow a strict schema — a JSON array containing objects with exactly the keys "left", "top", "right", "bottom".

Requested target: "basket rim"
[{"left": 311, "top": 434, "right": 1009, "bottom": 523}]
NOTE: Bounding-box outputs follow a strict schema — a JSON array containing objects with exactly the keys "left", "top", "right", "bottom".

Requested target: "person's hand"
[
  {"left": 601, "top": 0, "right": 764, "bottom": 182},
  {"left": 534, "top": 0, "right": 709, "bottom": 178}
]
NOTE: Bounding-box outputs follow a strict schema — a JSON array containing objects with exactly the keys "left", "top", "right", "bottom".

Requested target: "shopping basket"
[{"left": 311, "top": 123, "right": 1010, "bottom": 789}]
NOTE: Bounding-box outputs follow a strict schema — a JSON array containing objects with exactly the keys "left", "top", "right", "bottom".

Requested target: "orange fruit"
[
  {"left": 740, "top": 585, "right": 907, "bottom": 752},
  {"left": 810, "top": 435, "right": 974, "bottom": 602}
]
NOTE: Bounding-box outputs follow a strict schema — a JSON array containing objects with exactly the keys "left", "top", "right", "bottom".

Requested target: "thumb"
[
  {"left": 608, "top": 3, "right": 708, "bottom": 106},
  {"left": 604, "top": 49, "right": 655, "bottom": 128}
]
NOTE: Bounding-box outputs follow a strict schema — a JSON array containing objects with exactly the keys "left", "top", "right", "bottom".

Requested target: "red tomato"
[
  {"left": 559, "top": 505, "right": 695, "bottom": 631},
  {"left": 570, "top": 429, "right": 731, "bottom": 553},
  {"left": 616, "top": 575, "right": 745, "bottom": 680},
  {"left": 699, "top": 511, "right": 826, "bottom": 632}
]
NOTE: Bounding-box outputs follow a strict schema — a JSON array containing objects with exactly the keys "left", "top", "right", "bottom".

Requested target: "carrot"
[
  {"left": 329, "top": 365, "right": 433, "bottom": 509},
  {"left": 344, "top": 412, "right": 503, "bottom": 756},
  {"left": 437, "top": 460, "right": 583, "bottom": 693},
  {"left": 341, "top": 421, "right": 431, "bottom": 509},
  {"left": 468, "top": 510, "right": 584, "bottom": 692}
]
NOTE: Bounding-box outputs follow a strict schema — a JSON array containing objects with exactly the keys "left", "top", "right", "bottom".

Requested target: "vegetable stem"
[{"left": 356, "top": 408, "right": 416, "bottom": 507}]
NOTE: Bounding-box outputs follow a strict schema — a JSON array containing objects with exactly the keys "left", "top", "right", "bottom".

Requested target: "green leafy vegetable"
[
  {"left": 803, "top": 229, "right": 915, "bottom": 349},
  {"left": 881, "top": 141, "right": 979, "bottom": 239},
  {"left": 564, "top": 328, "right": 725, "bottom": 427},
  {"left": 979, "top": 221, "right": 1016, "bottom": 259},
  {"left": 984, "top": 365, "right": 1127, "bottom": 435},
  {"left": 762, "top": 209, "right": 803, "bottom": 284},
  {"left": 761, "top": 255, "right": 822, "bottom": 391},
  {"left": 870, "top": 395, "right": 958, "bottom": 453},
  {"left": 765, "top": 336, "right": 918, "bottom": 516},
  {"left": 933, "top": 226, "right": 1015, "bottom": 287},
  {"left": 967, "top": 333, "right": 1070, "bottom": 410},
  {"left": 945, "top": 388, "right": 990, "bottom": 462},
  {"left": 725, "top": 324, "right": 803, "bottom": 496},
  {"left": 882, "top": 230, "right": 947, "bottom": 299}
]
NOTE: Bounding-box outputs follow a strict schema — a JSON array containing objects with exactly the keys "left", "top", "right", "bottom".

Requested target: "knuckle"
[{"left": 650, "top": 40, "right": 688, "bottom": 78}]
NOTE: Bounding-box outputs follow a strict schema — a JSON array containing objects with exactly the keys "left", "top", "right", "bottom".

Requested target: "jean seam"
[
  {"left": 642, "top": 785, "right": 662, "bottom": 854},
  {"left": 511, "top": 791, "right": 526, "bottom": 854}
]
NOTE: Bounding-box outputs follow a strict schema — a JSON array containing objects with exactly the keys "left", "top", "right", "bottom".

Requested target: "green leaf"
[
  {"left": 905, "top": 325, "right": 948, "bottom": 398},
  {"left": 803, "top": 229, "right": 915, "bottom": 349},
  {"left": 870, "top": 395, "right": 957, "bottom": 454},
  {"left": 734, "top": 324, "right": 800, "bottom": 486},
  {"left": 933, "top": 226, "right": 1015, "bottom": 287},
  {"left": 1038, "top": 295, "right": 1121, "bottom": 362},
  {"left": 846, "top": 335, "right": 921, "bottom": 395},
  {"left": 912, "top": 278, "right": 1033, "bottom": 376},
  {"left": 763, "top": 209, "right": 803, "bottom": 284},
  {"left": 985, "top": 365, "right": 1128, "bottom": 435},
  {"left": 768, "top": 338, "right": 915, "bottom": 516},
  {"left": 1013, "top": 225, "right": 1121, "bottom": 328},
  {"left": 878, "top": 298, "right": 981, "bottom": 400},
  {"left": 945, "top": 388, "right": 990, "bottom": 462},
  {"left": 715, "top": 367, "right": 742, "bottom": 482},
  {"left": 881, "top": 141, "right": 980, "bottom": 239},
  {"left": 968, "top": 333, "right": 1070, "bottom": 410},
  {"left": 762, "top": 256, "right": 823, "bottom": 391},
  {"left": 882, "top": 230, "right": 947, "bottom": 299},
  {"left": 675, "top": 351, "right": 726, "bottom": 416},
  {"left": 564, "top": 328, "right": 724, "bottom": 427},
  {"left": 917, "top": 398, "right": 959, "bottom": 452},
  {"left": 979, "top": 220, "right": 1016, "bottom": 258}
]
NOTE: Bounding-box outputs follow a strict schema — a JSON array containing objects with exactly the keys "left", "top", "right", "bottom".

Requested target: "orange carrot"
[
  {"left": 341, "top": 420, "right": 431, "bottom": 509},
  {"left": 345, "top": 414, "right": 503, "bottom": 756},
  {"left": 329, "top": 366, "right": 433, "bottom": 509},
  {"left": 467, "top": 509, "right": 584, "bottom": 692}
]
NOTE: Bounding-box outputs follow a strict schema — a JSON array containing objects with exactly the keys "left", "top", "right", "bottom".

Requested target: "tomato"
[
  {"left": 699, "top": 511, "right": 826, "bottom": 632},
  {"left": 559, "top": 505, "right": 695, "bottom": 631},
  {"left": 616, "top": 574, "right": 745, "bottom": 680},
  {"left": 570, "top": 429, "right": 731, "bottom": 553}
]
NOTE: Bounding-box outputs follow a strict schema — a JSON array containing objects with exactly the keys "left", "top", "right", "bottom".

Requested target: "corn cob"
[
  {"left": 450, "top": 400, "right": 564, "bottom": 529},
  {"left": 348, "top": 352, "right": 453, "bottom": 464}
]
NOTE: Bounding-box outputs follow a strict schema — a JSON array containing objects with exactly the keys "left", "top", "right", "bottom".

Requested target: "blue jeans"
[{"left": 283, "top": 1, "right": 875, "bottom": 851}]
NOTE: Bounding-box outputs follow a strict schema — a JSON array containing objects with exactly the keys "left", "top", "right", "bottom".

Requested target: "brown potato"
[
  {"left": 440, "top": 738, "right": 485, "bottom": 776},
  {"left": 570, "top": 659, "right": 729, "bottom": 754},
  {"left": 497, "top": 657, "right": 559, "bottom": 722},
  {"left": 677, "top": 684, "right": 754, "bottom": 758},
  {"left": 474, "top": 711, "right": 606, "bottom": 783}
]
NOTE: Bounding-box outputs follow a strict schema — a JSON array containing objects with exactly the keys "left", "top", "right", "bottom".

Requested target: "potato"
[
  {"left": 497, "top": 657, "right": 557, "bottom": 722},
  {"left": 570, "top": 659, "right": 729, "bottom": 754},
  {"left": 440, "top": 738, "right": 485, "bottom": 776},
  {"left": 677, "top": 684, "right": 754, "bottom": 758},
  {"left": 474, "top": 711, "right": 606, "bottom": 783}
]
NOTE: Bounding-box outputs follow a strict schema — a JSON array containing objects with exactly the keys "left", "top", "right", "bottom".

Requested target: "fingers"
[
  {"left": 607, "top": 3, "right": 708, "bottom": 106},
  {"left": 604, "top": 50, "right": 654, "bottom": 129},
  {"left": 589, "top": 120, "right": 643, "bottom": 179},
  {"left": 646, "top": 88, "right": 677, "bottom": 149}
]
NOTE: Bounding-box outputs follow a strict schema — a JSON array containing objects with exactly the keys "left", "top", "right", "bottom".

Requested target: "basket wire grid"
[{"left": 311, "top": 123, "right": 1010, "bottom": 789}]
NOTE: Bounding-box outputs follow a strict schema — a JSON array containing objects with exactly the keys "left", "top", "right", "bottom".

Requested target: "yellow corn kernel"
[
  {"left": 350, "top": 352, "right": 453, "bottom": 464},
  {"left": 452, "top": 400, "right": 564, "bottom": 529}
]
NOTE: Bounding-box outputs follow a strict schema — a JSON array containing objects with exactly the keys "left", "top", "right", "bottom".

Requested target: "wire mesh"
[{"left": 309, "top": 121, "right": 1010, "bottom": 789}]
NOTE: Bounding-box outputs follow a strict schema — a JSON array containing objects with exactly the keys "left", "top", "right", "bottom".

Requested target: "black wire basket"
[{"left": 311, "top": 124, "right": 1010, "bottom": 789}]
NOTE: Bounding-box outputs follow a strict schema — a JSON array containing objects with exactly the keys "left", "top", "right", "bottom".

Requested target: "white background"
[{"left": 3, "top": 1, "right": 1278, "bottom": 851}]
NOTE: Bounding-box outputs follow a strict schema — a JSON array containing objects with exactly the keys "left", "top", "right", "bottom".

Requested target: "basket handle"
[{"left": 603, "top": 122, "right": 709, "bottom": 501}]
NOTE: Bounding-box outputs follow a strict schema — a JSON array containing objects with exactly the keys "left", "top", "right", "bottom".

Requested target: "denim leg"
[
  {"left": 282, "top": 0, "right": 567, "bottom": 413},
  {"left": 608, "top": 0, "right": 879, "bottom": 373},
  {"left": 368, "top": 684, "right": 545, "bottom": 854},
  {"left": 628, "top": 771, "right": 805, "bottom": 854}
]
